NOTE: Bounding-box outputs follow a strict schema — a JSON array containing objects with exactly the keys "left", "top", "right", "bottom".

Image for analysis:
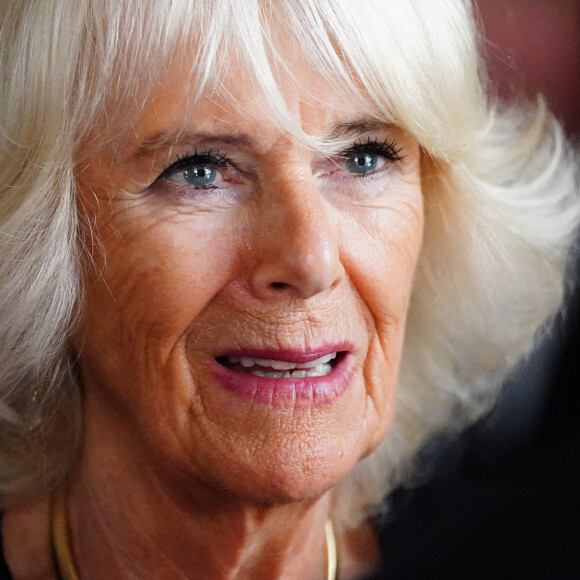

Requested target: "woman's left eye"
[
  {"left": 344, "top": 153, "right": 384, "bottom": 175},
  {"left": 340, "top": 139, "right": 404, "bottom": 177}
]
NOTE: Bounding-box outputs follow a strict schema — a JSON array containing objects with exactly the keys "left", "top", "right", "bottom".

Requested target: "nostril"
[{"left": 270, "top": 282, "right": 288, "bottom": 290}]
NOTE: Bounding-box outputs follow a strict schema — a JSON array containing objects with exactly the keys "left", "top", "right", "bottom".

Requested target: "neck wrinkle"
[{"left": 67, "top": 449, "right": 333, "bottom": 580}]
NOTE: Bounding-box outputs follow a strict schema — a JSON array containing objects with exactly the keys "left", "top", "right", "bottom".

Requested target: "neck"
[
  {"left": 68, "top": 476, "right": 332, "bottom": 580},
  {"left": 2, "top": 405, "right": 379, "bottom": 580},
  {"left": 66, "top": 413, "right": 333, "bottom": 580}
]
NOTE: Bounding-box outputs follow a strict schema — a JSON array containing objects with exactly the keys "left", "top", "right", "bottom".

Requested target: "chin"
[
  {"left": 209, "top": 438, "right": 368, "bottom": 507},
  {"left": 222, "top": 468, "right": 345, "bottom": 507}
]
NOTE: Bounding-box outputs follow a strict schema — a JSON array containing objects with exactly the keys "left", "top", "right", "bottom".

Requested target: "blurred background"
[
  {"left": 480, "top": 0, "right": 580, "bottom": 136},
  {"left": 374, "top": 2, "right": 580, "bottom": 579}
]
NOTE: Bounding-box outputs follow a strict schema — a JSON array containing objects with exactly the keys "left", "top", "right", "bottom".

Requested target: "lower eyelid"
[{"left": 317, "top": 156, "right": 390, "bottom": 177}]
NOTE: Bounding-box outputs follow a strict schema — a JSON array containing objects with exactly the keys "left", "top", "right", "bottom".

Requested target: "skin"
[{"left": 4, "top": 51, "right": 423, "bottom": 579}]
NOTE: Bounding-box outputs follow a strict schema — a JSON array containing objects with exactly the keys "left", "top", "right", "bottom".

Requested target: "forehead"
[
  {"left": 127, "top": 46, "right": 377, "bottom": 155},
  {"left": 77, "top": 0, "right": 475, "bottom": 164}
]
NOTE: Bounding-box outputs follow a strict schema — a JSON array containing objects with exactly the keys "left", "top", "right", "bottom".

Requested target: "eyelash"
[
  {"left": 154, "top": 137, "right": 404, "bottom": 188},
  {"left": 157, "top": 149, "right": 229, "bottom": 183},
  {"left": 340, "top": 137, "right": 404, "bottom": 165}
]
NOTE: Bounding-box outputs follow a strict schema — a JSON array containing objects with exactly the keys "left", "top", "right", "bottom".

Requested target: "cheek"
[
  {"left": 76, "top": 205, "right": 242, "bottom": 400},
  {"left": 87, "top": 212, "right": 238, "bottom": 338},
  {"left": 339, "top": 190, "right": 424, "bottom": 445},
  {"left": 341, "top": 194, "right": 424, "bottom": 326}
]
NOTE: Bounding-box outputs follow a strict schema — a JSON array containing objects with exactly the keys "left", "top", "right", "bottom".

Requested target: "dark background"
[{"left": 372, "top": 2, "right": 580, "bottom": 578}]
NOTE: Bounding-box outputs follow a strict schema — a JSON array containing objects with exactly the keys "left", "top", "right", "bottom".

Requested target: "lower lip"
[{"left": 209, "top": 353, "right": 355, "bottom": 409}]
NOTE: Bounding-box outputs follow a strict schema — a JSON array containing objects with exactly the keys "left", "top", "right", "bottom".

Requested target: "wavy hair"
[{"left": 1, "top": 0, "right": 578, "bottom": 526}]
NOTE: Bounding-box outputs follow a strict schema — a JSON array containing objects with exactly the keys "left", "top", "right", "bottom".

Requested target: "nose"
[{"left": 248, "top": 174, "right": 345, "bottom": 300}]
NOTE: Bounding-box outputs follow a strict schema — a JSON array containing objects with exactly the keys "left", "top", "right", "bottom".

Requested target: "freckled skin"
[{"left": 67, "top": 54, "right": 424, "bottom": 578}]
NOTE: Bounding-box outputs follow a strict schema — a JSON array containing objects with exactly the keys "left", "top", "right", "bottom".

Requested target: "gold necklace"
[
  {"left": 325, "top": 518, "right": 338, "bottom": 580},
  {"left": 51, "top": 488, "right": 80, "bottom": 580},
  {"left": 51, "top": 488, "right": 338, "bottom": 580}
]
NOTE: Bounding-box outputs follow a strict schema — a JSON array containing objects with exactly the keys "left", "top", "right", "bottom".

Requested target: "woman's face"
[{"left": 76, "top": 53, "right": 424, "bottom": 503}]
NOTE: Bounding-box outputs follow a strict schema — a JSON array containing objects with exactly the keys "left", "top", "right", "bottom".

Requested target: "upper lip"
[{"left": 216, "top": 342, "right": 352, "bottom": 364}]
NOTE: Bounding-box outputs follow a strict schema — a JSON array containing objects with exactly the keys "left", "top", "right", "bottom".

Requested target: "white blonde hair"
[{"left": 1, "top": 0, "right": 579, "bottom": 526}]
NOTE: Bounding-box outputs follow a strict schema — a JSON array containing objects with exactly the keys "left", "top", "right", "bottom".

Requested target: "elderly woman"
[{"left": 0, "top": 0, "right": 578, "bottom": 578}]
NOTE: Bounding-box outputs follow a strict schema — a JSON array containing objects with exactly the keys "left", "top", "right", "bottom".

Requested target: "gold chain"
[
  {"left": 51, "top": 488, "right": 80, "bottom": 580},
  {"left": 325, "top": 518, "right": 338, "bottom": 580}
]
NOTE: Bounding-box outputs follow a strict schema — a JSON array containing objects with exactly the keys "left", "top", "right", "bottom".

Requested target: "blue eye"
[
  {"left": 344, "top": 154, "right": 380, "bottom": 174},
  {"left": 341, "top": 138, "right": 403, "bottom": 176},
  {"left": 156, "top": 151, "right": 228, "bottom": 190},
  {"left": 182, "top": 165, "right": 219, "bottom": 188}
]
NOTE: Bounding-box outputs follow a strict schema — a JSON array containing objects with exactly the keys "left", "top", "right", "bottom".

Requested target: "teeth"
[
  {"left": 251, "top": 370, "right": 284, "bottom": 378},
  {"left": 296, "top": 352, "right": 336, "bottom": 369},
  {"left": 249, "top": 363, "right": 332, "bottom": 379},
  {"left": 239, "top": 357, "right": 255, "bottom": 368},
  {"left": 255, "top": 358, "right": 296, "bottom": 370},
  {"left": 227, "top": 352, "right": 337, "bottom": 372},
  {"left": 270, "top": 360, "right": 297, "bottom": 370}
]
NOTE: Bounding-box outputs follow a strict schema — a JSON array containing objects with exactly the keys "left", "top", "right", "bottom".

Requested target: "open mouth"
[{"left": 216, "top": 352, "right": 345, "bottom": 379}]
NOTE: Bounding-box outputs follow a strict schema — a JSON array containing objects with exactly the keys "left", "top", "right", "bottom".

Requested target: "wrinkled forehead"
[
  {"left": 124, "top": 42, "right": 381, "bottom": 158},
  {"left": 83, "top": 3, "right": 383, "bottom": 155},
  {"left": 78, "top": 0, "right": 479, "bottom": 159}
]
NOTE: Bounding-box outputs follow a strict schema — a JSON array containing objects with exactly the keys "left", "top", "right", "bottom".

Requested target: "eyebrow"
[
  {"left": 131, "top": 116, "right": 394, "bottom": 159},
  {"left": 133, "top": 131, "right": 255, "bottom": 159},
  {"left": 330, "top": 118, "right": 395, "bottom": 138}
]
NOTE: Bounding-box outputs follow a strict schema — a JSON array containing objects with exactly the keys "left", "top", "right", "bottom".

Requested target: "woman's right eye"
[
  {"left": 155, "top": 152, "right": 229, "bottom": 190},
  {"left": 169, "top": 164, "right": 224, "bottom": 189}
]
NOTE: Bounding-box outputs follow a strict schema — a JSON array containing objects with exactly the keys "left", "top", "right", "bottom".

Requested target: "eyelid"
[
  {"left": 149, "top": 138, "right": 404, "bottom": 189},
  {"left": 315, "top": 137, "right": 405, "bottom": 179},
  {"left": 155, "top": 150, "right": 231, "bottom": 183},
  {"left": 339, "top": 137, "right": 404, "bottom": 162}
]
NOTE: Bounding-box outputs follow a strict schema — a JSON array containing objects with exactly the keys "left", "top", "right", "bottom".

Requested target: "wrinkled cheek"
[
  {"left": 85, "top": 240, "right": 215, "bottom": 336},
  {"left": 360, "top": 316, "right": 403, "bottom": 446},
  {"left": 358, "top": 239, "right": 423, "bottom": 455}
]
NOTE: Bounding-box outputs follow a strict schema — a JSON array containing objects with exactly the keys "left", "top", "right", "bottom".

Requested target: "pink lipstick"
[{"left": 210, "top": 344, "right": 354, "bottom": 408}]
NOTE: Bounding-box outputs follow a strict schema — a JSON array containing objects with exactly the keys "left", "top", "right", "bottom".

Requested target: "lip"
[
  {"left": 209, "top": 343, "right": 355, "bottom": 409},
  {"left": 217, "top": 345, "right": 352, "bottom": 364}
]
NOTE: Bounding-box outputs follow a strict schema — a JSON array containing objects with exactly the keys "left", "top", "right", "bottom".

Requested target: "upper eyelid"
[
  {"left": 155, "top": 150, "right": 231, "bottom": 183},
  {"left": 163, "top": 150, "right": 228, "bottom": 170},
  {"left": 338, "top": 138, "right": 404, "bottom": 157},
  {"left": 155, "top": 137, "right": 403, "bottom": 177}
]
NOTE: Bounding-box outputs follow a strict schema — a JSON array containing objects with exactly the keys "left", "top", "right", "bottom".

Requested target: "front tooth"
[
  {"left": 250, "top": 365, "right": 333, "bottom": 379},
  {"left": 252, "top": 358, "right": 297, "bottom": 370},
  {"left": 255, "top": 358, "right": 271, "bottom": 368},
  {"left": 240, "top": 357, "right": 256, "bottom": 368},
  {"left": 296, "top": 353, "right": 336, "bottom": 369},
  {"left": 271, "top": 360, "right": 296, "bottom": 370},
  {"left": 305, "top": 363, "right": 332, "bottom": 377},
  {"left": 296, "top": 362, "right": 314, "bottom": 369}
]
